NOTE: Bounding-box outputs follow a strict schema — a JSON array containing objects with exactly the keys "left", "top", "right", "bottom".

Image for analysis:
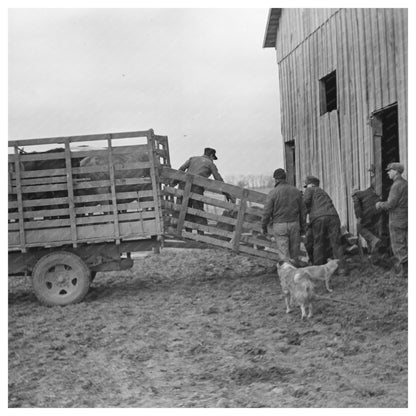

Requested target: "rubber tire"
[{"left": 32, "top": 251, "right": 91, "bottom": 306}]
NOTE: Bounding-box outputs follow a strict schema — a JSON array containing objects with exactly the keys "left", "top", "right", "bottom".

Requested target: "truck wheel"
[{"left": 32, "top": 251, "right": 91, "bottom": 306}]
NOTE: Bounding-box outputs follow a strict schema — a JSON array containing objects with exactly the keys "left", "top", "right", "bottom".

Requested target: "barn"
[{"left": 263, "top": 8, "right": 408, "bottom": 235}]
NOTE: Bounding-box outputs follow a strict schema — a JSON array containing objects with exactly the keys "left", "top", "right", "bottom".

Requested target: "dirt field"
[{"left": 8, "top": 248, "right": 408, "bottom": 408}]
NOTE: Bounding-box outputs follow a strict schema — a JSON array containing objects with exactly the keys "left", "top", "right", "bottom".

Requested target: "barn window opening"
[{"left": 319, "top": 71, "right": 337, "bottom": 114}]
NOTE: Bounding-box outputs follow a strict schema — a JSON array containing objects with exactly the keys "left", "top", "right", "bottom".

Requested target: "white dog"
[
  {"left": 277, "top": 262, "right": 315, "bottom": 320},
  {"left": 299, "top": 259, "right": 340, "bottom": 292}
]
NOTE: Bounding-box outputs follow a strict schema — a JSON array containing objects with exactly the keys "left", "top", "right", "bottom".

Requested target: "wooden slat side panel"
[{"left": 8, "top": 220, "right": 158, "bottom": 248}]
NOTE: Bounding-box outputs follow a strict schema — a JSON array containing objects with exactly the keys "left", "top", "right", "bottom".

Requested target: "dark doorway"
[
  {"left": 372, "top": 103, "right": 400, "bottom": 246},
  {"left": 285, "top": 140, "right": 296, "bottom": 186},
  {"left": 372, "top": 104, "right": 400, "bottom": 200}
]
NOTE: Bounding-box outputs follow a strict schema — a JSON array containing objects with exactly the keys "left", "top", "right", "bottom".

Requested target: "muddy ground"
[{"left": 8, "top": 248, "right": 408, "bottom": 408}]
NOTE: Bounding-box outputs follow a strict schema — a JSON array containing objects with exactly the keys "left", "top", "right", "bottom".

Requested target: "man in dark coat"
[
  {"left": 352, "top": 165, "right": 382, "bottom": 254},
  {"left": 376, "top": 162, "right": 408, "bottom": 276},
  {"left": 176, "top": 147, "right": 233, "bottom": 233},
  {"left": 303, "top": 175, "right": 345, "bottom": 269},
  {"left": 262, "top": 168, "right": 306, "bottom": 264}
]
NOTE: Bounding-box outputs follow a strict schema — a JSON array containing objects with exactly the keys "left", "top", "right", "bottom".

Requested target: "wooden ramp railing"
[{"left": 160, "top": 167, "right": 281, "bottom": 262}]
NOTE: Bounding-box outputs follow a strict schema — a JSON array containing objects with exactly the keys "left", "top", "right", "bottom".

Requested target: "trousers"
[
  {"left": 311, "top": 216, "right": 344, "bottom": 265},
  {"left": 272, "top": 221, "right": 301, "bottom": 262}
]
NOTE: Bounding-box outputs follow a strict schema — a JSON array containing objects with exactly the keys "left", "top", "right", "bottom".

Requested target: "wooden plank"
[
  {"left": 357, "top": 8, "right": 370, "bottom": 186},
  {"left": 378, "top": 8, "right": 389, "bottom": 106},
  {"left": 180, "top": 230, "right": 280, "bottom": 262},
  {"left": 165, "top": 203, "right": 263, "bottom": 233},
  {"left": 394, "top": 8, "right": 408, "bottom": 168},
  {"left": 278, "top": 60, "right": 286, "bottom": 151},
  {"left": 13, "top": 177, "right": 156, "bottom": 195},
  {"left": 304, "top": 31, "right": 312, "bottom": 177},
  {"left": 9, "top": 211, "right": 157, "bottom": 232},
  {"left": 164, "top": 188, "right": 264, "bottom": 220},
  {"left": 340, "top": 9, "right": 353, "bottom": 230},
  {"left": 72, "top": 177, "right": 152, "bottom": 191},
  {"left": 9, "top": 201, "right": 154, "bottom": 220},
  {"left": 146, "top": 132, "right": 164, "bottom": 235},
  {"left": 69, "top": 144, "right": 150, "bottom": 160},
  {"left": 13, "top": 167, "right": 67, "bottom": 179},
  {"left": 76, "top": 200, "right": 155, "bottom": 215},
  {"left": 371, "top": 8, "right": 382, "bottom": 110},
  {"left": 73, "top": 190, "right": 155, "bottom": 204},
  {"left": 349, "top": 8, "right": 361, "bottom": 189},
  {"left": 9, "top": 207, "right": 68, "bottom": 219},
  {"left": 107, "top": 138, "right": 121, "bottom": 244},
  {"left": 72, "top": 161, "right": 152, "bottom": 176},
  {"left": 162, "top": 186, "right": 236, "bottom": 212},
  {"left": 10, "top": 175, "right": 67, "bottom": 186},
  {"left": 8, "top": 190, "right": 154, "bottom": 209},
  {"left": 8, "top": 129, "right": 153, "bottom": 147},
  {"left": 233, "top": 189, "right": 249, "bottom": 252},
  {"left": 17, "top": 182, "right": 69, "bottom": 194},
  {"left": 363, "top": 8, "right": 376, "bottom": 117},
  {"left": 13, "top": 146, "right": 26, "bottom": 252},
  {"left": 8, "top": 234, "right": 154, "bottom": 251},
  {"left": 65, "top": 140, "right": 77, "bottom": 248},
  {"left": 161, "top": 167, "right": 268, "bottom": 204},
  {"left": 385, "top": 8, "right": 397, "bottom": 104},
  {"left": 170, "top": 219, "right": 233, "bottom": 240},
  {"left": 10, "top": 152, "right": 65, "bottom": 163}
]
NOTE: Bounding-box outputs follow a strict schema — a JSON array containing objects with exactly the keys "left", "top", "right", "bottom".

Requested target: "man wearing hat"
[
  {"left": 176, "top": 148, "right": 234, "bottom": 233},
  {"left": 303, "top": 175, "right": 345, "bottom": 270},
  {"left": 261, "top": 168, "right": 306, "bottom": 264},
  {"left": 351, "top": 164, "right": 383, "bottom": 254},
  {"left": 376, "top": 162, "right": 408, "bottom": 276}
]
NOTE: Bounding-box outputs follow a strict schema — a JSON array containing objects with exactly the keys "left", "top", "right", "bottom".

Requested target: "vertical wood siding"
[{"left": 277, "top": 8, "right": 407, "bottom": 233}]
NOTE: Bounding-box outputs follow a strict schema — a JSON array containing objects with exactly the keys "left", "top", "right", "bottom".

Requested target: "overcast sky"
[{"left": 8, "top": 8, "right": 283, "bottom": 178}]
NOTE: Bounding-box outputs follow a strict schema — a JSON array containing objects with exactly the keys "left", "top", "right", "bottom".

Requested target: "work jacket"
[
  {"left": 179, "top": 155, "right": 224, "bottom": 182},
  {"left": 303, "top": 186, "right": 340, "bottom": 224},
  {"left": 352, "top": 187, "right": 381, "bottom": 225},
  {"left": 262, "top": 180, "right": 306, "bottom": 232},
  {"left": 378, "top": 176, "right": 408, "bottom": 228}
]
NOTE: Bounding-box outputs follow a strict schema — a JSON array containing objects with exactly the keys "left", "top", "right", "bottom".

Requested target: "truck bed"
[{"left": 8, "top": 130, "right": 170, "bottom": 252}]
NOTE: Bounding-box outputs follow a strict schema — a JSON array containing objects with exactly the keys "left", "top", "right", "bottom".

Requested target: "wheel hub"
[{"left": 32, "top": 251, "right": 91, "bottom": 306}]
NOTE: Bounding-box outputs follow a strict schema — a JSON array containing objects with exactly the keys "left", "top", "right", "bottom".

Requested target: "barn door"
[
  {"left": 284, "top": 140, "right": 296, "bottom": 186},
  {"left": 371, "top": 114, "right": 383, "bottom": 198},
  {"left": 371, "top": 104, "right": 400, "bottom": 200},
  {"left": 371, "top": 103, "right": 400, "bottom": 243}
]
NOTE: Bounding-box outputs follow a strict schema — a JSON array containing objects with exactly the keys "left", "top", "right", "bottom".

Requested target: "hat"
[
  {"left": 273, "top": 168, "right": 286, "bottom": 180},
  {"left": 204, "top": 147, "right": 217, "bottom": 160},
  {"left": 304, "top": 175, "right": 320, "bottom": 187},
  {"left": 385, "top": 162, "right": 404, "bottom": 174}
]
